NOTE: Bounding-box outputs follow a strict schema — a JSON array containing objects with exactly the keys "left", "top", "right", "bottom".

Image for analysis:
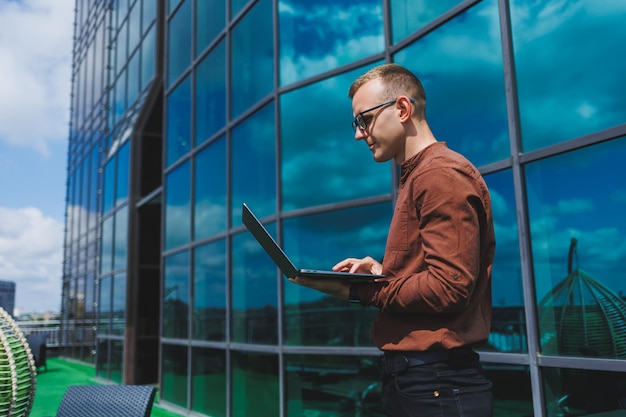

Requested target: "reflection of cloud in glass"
[
  {"left": 232, "top": 104, "right": 276, "bottom": 223},
  {"left": 280, "top": 65, "right": 391, "bottom": 210},
  {"left": 194, "top": 200, "right": 226, "bottom": 239},
  {"left": 279, "top": 0, "right": 383, "bottom": 85},
  {"left": 394, "top": 0, "right": 509, "bottom": 167},
  {"left": 165, "top": 203, "right": 191, "bottom": 249},
  {"left": 232, "top": 231, "right": 278, "bottom": 309},
  {"left": 283, "top": 204, "right": 391, "bottom": 304},
  {"left": 526, "top": 138, "right": 626, "bottom": 301},
  {"left": 511, "top": 0, "right": 626, "bottom": 150}
]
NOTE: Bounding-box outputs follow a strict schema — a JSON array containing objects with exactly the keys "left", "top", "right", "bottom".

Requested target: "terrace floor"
[{"left": 30, "top": 357, "right": 185, "bottom": 417}]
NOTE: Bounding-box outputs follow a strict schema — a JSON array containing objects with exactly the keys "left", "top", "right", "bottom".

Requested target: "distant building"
[{"left": 0, "top": 281, "right": 16, "bottom": 316}]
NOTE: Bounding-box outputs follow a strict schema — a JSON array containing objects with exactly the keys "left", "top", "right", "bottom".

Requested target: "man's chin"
[{"left": 372, "top": 152, "right": 391, "bottom": 163}]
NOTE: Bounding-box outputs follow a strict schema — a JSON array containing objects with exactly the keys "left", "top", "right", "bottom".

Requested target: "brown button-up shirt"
[{"left": 358, "top": 142, "right": 495, "bottom": 352}]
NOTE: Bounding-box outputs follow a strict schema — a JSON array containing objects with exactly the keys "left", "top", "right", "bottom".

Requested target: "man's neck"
[{"left": 401, "top": 120, "right": 437, "bottom": 163}]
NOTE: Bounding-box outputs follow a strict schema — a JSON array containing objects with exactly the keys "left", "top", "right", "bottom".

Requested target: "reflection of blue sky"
[
  {"left": 194, "top": 240, "right": 226, "bottom": 309},
  {"left": 390, "top": 0, "right": 464, "bottom": 44},
  {"left": 194, "top": 138, "right": 227, "bottom": 238},
  {"left": 280, "top": 65, "right": 391, "bottom": 211},
  {"left": 231, "top": 104, "right": 276, "bottom": 225},
  {"left": 165, "top": 162, "right": 191, "bottom": 250},
  {"left": 511, "top": 0, "right": 626, "bottom": 151},
  {"left": 283, "top": 203, "right": 392, "bottom": 304},
  {"left": 484, "top": 170, "right": 524, "bottom": 307},
  {"left": 394, "top": 0, "right": 509, "bottom": 168},
  {"left": 279, "top": 0, "right": 383, "bottom": 85},
  {"left": 526, "top": 137, "right": 626, "bottom": 302},
  {"left": 232, "top": 229, "right": 278, "bottom": 310},
  {"left": 231, "top": 0, "right": 273, "bottom": 118}
]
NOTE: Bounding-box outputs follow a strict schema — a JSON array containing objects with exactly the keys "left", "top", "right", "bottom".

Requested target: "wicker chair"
[
  {"left": 0, "top": 307, "right": 37, "bottom": 417},
  {"left": 52, "top": 385, "right": 156, "bottom": 417}
]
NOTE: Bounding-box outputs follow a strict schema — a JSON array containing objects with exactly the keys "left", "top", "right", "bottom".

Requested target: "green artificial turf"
[{"left": 29, "top": 357, "right": 184, "bottom": 417}]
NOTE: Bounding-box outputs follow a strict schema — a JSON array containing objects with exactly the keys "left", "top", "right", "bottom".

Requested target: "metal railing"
[{"left": 17, "top": 320, "right": 62, "bottom": 346}]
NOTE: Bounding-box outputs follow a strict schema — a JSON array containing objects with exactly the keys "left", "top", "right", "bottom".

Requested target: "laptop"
[{"left": 242, "top": 203, "right": 384, "bottom": 282}]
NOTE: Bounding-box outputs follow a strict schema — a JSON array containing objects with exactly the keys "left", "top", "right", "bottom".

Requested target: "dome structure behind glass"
[{"left": 538, "top": 238, "right": 626, "bottom": 358}]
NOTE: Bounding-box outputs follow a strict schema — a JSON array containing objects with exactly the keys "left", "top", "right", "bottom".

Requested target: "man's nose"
[{"left": 354, "top": 127, "right": 367, "bottom": 140}]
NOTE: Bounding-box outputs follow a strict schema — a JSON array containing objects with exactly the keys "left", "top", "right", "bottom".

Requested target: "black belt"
[{"left": 376, "top": 347, "right": 474, "bottom": 375}]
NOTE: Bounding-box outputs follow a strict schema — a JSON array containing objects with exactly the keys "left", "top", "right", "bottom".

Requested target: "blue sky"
[{"left": 0, "top": 0, "right": 74, "bottom": 313}]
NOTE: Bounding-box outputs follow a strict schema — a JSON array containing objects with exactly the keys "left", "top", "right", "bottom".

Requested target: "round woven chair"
[{"left": 0, "top": 307, "right": 37, "bottom": 417}]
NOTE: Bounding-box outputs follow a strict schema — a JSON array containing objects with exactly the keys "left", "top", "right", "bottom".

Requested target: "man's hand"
[
  {"left": 333, "top": 256, "right": 383, "bottom": 276},
  {"left": 288, "top": 276, "right": 351, "bottom": 300}
]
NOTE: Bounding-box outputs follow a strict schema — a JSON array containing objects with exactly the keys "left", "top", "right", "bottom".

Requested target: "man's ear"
[{"left": 397, "top": 96, "right": 413, "bottom": 123}]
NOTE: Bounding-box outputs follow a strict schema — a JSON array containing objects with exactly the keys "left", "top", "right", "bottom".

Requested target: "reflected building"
[
  {"left": 539, "top": 239, "right": 626, "bottom": 359},
  {"left": 63, "top": 1, "right": 626, "bottom": 416}
]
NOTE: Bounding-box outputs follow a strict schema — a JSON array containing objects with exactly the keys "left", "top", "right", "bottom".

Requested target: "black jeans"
[{"left": 380, "top": 351, "right": 493, "bottom": 417}]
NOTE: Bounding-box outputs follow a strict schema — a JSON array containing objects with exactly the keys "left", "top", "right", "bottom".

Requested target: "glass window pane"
[
  {"left": 115, "top": 69, "right": 127, "bottom": 123},
  {"left": 285, "top": 354, "right": 382, "bottom": 417},
  {"left": 195, "top": 41, "right": 226, "bottom": 146},
  {"left": 394, "top": 0, "right": 509, "bottom": 168},
  {"left": 484, "top": 170, "right": 526, "bottom": 353},
  {"left": 390, "top": 0, "right": 464, "bottom": 44},
  {"left": 141, "top": 24, "right": 156, "bottom": 90},
  {"left": 142, "top": 0, "right": 157, "bottom": 36},
  {"left": 103, "top": 157, "right": 115, "bottom": 214},
  {"left": 526, "top": 137, "right": 626, "bottom": 358},
  {"left": 541, "top": 367, "right": 626, "bottom": 416},
  {"left": 98, "top": 276, "right": 112, "bottom": 335},
  {"left": 193, "top": 240, "right": 226, "bottom": 341},
  {"left": 166, "top": 75, "right": 191, "bottom": 166},
  {"left": 230, "top": 0, "right": 248, "bottom": 19},
  {"left": 280, "top": 66, "right": 391, "bottom": 211},
  {"left": 127, "top": 51, "right": 140, "bottom": 105},
  {"left": 231, "top": 0, "right": 273, "bottom": 118},
  {"left": 162, "top": 343, "right": 188, "bottom": 408},
  {"left": 168, "top": 0, "right": 182, "bottom": 15},
  {"left": 191, "top": 347, "right": 226, "bottom": 416},
  {"left": 163, "top": 251, "right": 190, "bottom": 339},
  {"left": 112, "top": 272, "right": 126, "bottom": 335},
  {"left": 194, "top": 137, "right": 227, "bottom": 239},
  {"left": 165, "top": 162, "right": 191, "bottom": 250},
  {"left": 196, "top": 0, "right": 225, "bottom": 56},
  {"left": 232, "top": 229, "right": 278, "bottom": 344},
  {"left": 232, "top": 352, "right": 279, "bottom": 417},
  {"left": 511, "top": 0, "right": 626, "bottom": 152},
  {"left": 231, "top": 103, "right": 276, "bottom": 227},
  {"left": 279, "top": 0, "right": 383, "bottom": 86},
  {"left": 128, "top": 0, "right": 141, "bottom": 52},
  {"left": 283, "top": 203, "right": 391, "bottom": 346},
  {"left": 96, "top": 339, "right": 109, "bottom": 378},
  {"left": 116, "top": 21, "right": 127, "bottom": 77},
  {"left": 109, "top": 339, "right": 124, "bottom": 383},
  {"left": 116, "top": 141, "right": 130, "bottom": 205},
  {"left": 114, "top": 206, "right": 128, "bottom": 270},
  {"left": 167, "top": 0, "right": 191, "bottom": 86},
  {"left": 100, "top": 216, "right": 114, "bottom": 275}
]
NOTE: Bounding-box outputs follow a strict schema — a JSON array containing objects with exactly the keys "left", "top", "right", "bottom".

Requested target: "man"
[{"left": 289, "top": 63, "right": 496, "bottom": 417}]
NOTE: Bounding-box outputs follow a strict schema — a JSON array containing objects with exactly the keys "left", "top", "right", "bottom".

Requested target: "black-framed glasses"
[{"left": 351, "top": 98, "right": 416, "bottom": 132}]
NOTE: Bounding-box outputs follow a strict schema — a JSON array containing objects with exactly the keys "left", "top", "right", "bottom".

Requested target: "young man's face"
[{"left": 351, "top": 79, "right": 406, "bottom": 163}]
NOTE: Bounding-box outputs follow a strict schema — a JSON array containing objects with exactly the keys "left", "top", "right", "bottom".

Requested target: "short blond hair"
[{"left": 348, "top": 63, "right": 426, "bottom": 119}]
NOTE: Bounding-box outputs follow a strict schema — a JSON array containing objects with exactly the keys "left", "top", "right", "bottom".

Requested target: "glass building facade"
[{"left": 63, "top": 0, "right": 626, "bottom": 416}]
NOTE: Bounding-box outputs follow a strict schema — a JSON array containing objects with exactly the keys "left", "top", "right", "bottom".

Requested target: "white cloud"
[
  {"left": 0, "top": 0, "right": 74, "bottom": 156},
  {"left": 0, "top": 206, "right": 63, "bottom": 313}
]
